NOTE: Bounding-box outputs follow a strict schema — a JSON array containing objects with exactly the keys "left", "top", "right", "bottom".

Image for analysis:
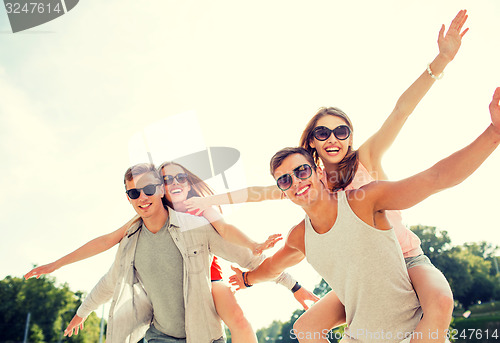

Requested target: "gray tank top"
[{"left": 304, "top": 191, "right": 422, "bottom": 342}]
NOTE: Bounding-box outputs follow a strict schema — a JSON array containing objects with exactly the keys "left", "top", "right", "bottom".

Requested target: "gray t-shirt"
[{"left": 135, "top": 219, "right": 185, "bottom": 338}]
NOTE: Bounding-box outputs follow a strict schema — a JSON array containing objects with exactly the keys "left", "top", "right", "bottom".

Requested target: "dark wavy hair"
[
  {"left": 157, "top": 161, "right": 221, "bottom": 212},
  {"left": 270, "top": 147, "right": 317, "bottom": 176},
  {"left": 299, "top": 107, "right": 359, "bottom": 191}
]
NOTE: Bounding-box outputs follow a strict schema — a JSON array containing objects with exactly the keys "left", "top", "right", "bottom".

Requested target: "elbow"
[{"left": 427, "top": 168, "right": 462, "bottom": 193}]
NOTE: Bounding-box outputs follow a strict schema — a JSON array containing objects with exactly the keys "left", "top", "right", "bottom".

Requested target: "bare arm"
[
  {"left": 24, "top": 215, "right": 140, "bottom": 279},
  {"left": 184, "top": 185, "right": 281, "bottom": 213},
  {"left": 371, "top": 88, "right": 500, "bottom": 212},
  {"left": 202, "top": 207, "right": 282, "bottom": 254},
  {"left": 359, "top": 10, "right": 469, "bottom": 178},
  {"left": 230, "top": 223, "right": 306, "bottom": 287}
]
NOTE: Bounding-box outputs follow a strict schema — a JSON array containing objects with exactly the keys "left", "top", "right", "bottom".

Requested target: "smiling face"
[
  {"left": 125, "top": 172, "right": 165, "bottom": 220},
  {"left": 161, "top": 163, "right": 192, "bottom": 207},
  {"left": 273, "top": 153, "right": 324, "bottom": 207},
  {"left": 309, "top": 115, "right": 353, "bottom": 166}
]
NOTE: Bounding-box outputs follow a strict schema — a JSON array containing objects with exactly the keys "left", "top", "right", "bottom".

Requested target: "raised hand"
[
  {"left": 24, "top": 262, "right": 58, "bottom": 279},
  {"left": 229, "top": 265, "right": 247, "bottom": 290},
  {"left": 64, "top": 314, "right": 86, "bottom": 337},
  {"left": 253, "top": 234, "right": 283, "bottom": 255},
  {"left": 184, "top": 196, "right": 211, "bottom": 214},
  {"left": 293, "top": 287, "right": 320, "bottom": 311},
  {"left": 438, "top": 9, "right": 469, "bottom": 62},
  {"left": 490, "top": 87, "right": 500, "bottom": 135}
]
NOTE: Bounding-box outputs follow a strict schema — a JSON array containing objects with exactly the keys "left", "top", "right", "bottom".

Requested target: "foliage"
[
  {"left": 0, "top": 274, "right": 103, "bottom": 343},
  {"left": 451, "top": 315, "right": 500, "bottom": 342},
  {"left": 410, "top": 225, "right": 500, "bottom": 309}
]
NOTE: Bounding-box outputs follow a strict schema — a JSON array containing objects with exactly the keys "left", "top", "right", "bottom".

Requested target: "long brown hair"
[
  {"left": 157, "top": 161, "right": 221, "bottom": 212},
  {"left": 299, "top": 107, "right": 359, "bottom": 191}
]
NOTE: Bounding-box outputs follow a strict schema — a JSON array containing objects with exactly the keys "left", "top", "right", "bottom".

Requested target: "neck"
[
  {"left": 322, "top": 161, "right": 341, "bottom": 190},
  {"left": 142, "top": 208, "right": 169, "bottom": 233},
  {"left": 301, "top": 188, "right": 338, "bottom": 234},
  {"left": 172, "top": 201, "right": 187, "bottom": 213}
]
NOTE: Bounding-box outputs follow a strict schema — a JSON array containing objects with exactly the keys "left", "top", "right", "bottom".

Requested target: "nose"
[
  {"left": 138, "top": 189, "right": 149, "bottom": 200},
  {"left": 291, "top": 173, "right": 304, "bottom": 189},
  {"left": 325, "top": 131, "right": 338, "bottom": 145}
]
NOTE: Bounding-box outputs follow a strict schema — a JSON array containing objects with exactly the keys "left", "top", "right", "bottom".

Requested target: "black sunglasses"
[
  {"left": 276, "top": 164, "right": 313, "bottom": 191},
  {"left": 312, "top": 125, "right": 351, "bottom": 141},
  {"left": 163, "top": 173, "right": 189, "bottom": 185},
  {"left": 126, "top": 184, "right": 162, "bottom": 200}
]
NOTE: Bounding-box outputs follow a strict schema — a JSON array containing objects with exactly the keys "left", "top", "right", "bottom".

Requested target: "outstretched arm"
[
  {"left": 202, "top": 207, "right": 282, "bottom": 255},
  {"left": 230, "top": 223, "right": 306, "bottom": 288},
  {"left": 24, "top": 215, "right": 139, "bottom": 279},
  {"left": 358, "top": 10, "right": 469, "bottom": 179},
  {"left": 184, "top": 185, "right": 281, "bottom": 213},
  {"left": 371, "top": 87, "right": 500, "bottom": 212}
]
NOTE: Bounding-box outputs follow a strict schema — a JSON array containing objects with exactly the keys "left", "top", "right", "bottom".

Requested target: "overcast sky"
[{"left": 1, "top": 0, "right": 500, "bottom": 332}]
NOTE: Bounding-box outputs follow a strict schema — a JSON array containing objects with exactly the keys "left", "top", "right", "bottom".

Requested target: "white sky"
[{"left": 1, "top": 0, "right": 500, "bottom": 332}]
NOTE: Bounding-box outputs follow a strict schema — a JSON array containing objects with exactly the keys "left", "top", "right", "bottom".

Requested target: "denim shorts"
[
  {"left": 404, "top": 254, "right": 434, "bottom": 270},
  {"left": 144, "top": 324, "right": 225, "bottom": 343}
]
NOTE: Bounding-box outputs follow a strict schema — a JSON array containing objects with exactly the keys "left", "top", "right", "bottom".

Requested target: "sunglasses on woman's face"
[
  {"left": 126, "top": 184, "right": 162, "bottom": 200},
  {"left": 163, "top": 173, "right": 189, "bottom": 185},
  {"left": 276, "top": 164, "right": 313, "bottom": 191},
  {"left": 312, "top": 125, "right": 351, "bottom": 141}
]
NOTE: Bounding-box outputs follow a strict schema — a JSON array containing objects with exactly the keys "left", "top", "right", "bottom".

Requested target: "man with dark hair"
[
  {"left": 231, "top": 89, "right": 500, "bottom": 342},
  {"left": 64, "top": 163, "right": 300, "bottom": 343}
]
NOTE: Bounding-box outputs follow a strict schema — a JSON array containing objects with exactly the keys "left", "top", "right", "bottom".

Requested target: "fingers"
[
  {"left": 64, "top": 327, "right": 73, "bottom": 337},
  {"left": 493, "top": 87, "right": 500, "bottom": 101},
  {"left": 310, "top": 294, "right": 320, "bottom": 302},
  {"left": 301, "top": 301, "right": 309, "bottom": 311},
  {"left": 448, "top": 10, "right": 468, "bottom": 35},
  {"left": 438, "top": 24, "right": 445, "bottom": 41},
  {"left": 490, "top": 87, "right": 500, "bottom": 108}
]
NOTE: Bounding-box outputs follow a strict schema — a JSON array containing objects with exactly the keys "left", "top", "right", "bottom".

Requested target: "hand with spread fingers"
[
  {"left": 64, "top": 314, "right": 86, "bottom": 337},
  {"left": 253, "top": 234, "right": 283, "bottom": 255},
  {"left": 438, "top": 9, "right": 469, "bottom": 62}
]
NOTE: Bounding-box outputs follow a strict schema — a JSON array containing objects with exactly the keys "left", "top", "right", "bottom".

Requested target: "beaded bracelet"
[
  {"left": 426, "top": 63, "right": 444, "bottom": 80},
  {"left": 242, "top": 272, "right": 253, "bottom": 288}
]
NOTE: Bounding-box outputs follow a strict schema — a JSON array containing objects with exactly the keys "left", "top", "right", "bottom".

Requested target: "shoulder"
[
  {"left": 286, "top": 220, "right": 306, "bottom": 252},
  {"left": 170, "top": 209, "right": 212, "bottom": 232}
]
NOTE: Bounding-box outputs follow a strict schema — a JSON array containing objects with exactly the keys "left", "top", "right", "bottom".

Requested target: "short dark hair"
[
  {"left": 123, "top": 163, "right": 162, "bottom": 186},
  {"left": 270, "top": 147, "right": 317, "bottom": 176}
]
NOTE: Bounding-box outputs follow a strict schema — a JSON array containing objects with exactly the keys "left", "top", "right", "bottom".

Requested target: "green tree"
[
  {"left": 410, "top": 225, "right": 499, "bottom": 309},
  {"left": 0, "top": 275, "right": 102, "bottom": 343},
  {"left": 410, "top": 225, "right": 452, "bottom": 261}
]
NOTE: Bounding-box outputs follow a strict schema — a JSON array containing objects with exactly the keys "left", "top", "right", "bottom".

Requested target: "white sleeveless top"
[{"left": 304, "top": 191, "right": 422, "bottom": 342}]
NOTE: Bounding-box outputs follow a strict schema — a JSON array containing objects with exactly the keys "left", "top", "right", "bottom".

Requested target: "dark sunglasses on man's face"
[
  {"left": 126, "top": 184, "right": 162, "bottom": 200},
  {"left": 163, "top": 173, "right": 189, "bottom": 185},
  {"left": 276, "top": 164, "right": 313, "bottom": 191},
  {"left": 312, "top": 125, "right": 351, "bottom": 141}
]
